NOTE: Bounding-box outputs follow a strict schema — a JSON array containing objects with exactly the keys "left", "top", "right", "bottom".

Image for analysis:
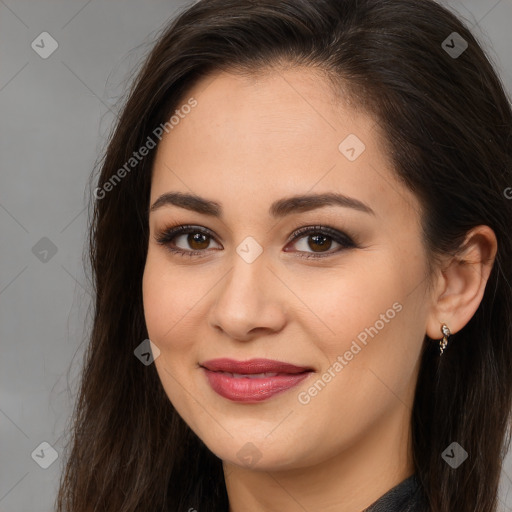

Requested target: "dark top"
[{"left": 362, "top": 474, "right": 426, "bottom": 512}]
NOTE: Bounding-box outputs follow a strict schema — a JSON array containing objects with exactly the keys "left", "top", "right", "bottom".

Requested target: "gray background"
[{"left": 1, "top": 1, "right": 511, "bottom": 511}]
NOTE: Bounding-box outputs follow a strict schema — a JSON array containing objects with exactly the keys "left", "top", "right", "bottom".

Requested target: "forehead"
[{"left": 150, "top": 67, "right": 420, "bottom": 225}]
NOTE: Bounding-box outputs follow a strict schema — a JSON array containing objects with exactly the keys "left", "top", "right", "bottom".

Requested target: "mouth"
[
  {"left": 200, "top": 358, "right": 314, "bottom": 402},
  {"left": 200, "top": 357, "right": 313, "bottom": 374},
  {"left": 210, "top": 371, "right": 285, "bottom": 379}
]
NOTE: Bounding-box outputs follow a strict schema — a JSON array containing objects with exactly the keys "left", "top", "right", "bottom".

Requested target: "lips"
[
  {"left": 200, "top": 358, "right": 314, "bottom": 402},
  {"left": 200, "top": 358, "right": 312, "bottom": 374}
]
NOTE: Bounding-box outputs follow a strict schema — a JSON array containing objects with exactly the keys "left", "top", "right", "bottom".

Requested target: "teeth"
[{"left": 228, "top": 372, "right": 279, "bottom": 378}]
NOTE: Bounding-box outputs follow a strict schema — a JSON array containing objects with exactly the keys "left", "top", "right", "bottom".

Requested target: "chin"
[{"left": 204, "top": 436, "right": 310, "bottom": 472}]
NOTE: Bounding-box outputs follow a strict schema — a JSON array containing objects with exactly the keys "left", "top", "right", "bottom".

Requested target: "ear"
[{"left": 425, "top": 225, "right": 498, "bottom": 341}]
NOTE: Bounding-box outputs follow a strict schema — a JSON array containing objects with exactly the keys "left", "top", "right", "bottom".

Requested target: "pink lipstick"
[{"left": 200, "top": 358, "right": 313, "bottom": 402}]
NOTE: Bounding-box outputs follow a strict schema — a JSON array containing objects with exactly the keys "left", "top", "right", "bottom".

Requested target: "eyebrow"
[{"left": 149, "top": 191, "right": 375, "bottom": 218}]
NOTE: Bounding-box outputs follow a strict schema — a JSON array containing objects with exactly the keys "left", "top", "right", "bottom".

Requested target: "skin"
[{"left": 142, "top": 66, "right": 497, "bottom": 512}]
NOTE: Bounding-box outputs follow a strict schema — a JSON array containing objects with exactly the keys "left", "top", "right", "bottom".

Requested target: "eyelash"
[{"left": 155, "top": 223, "right": 359, "bottom": 260}]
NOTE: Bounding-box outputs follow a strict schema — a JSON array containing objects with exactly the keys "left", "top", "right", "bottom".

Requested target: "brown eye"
[
  {"left": 285, "top": 225, "right": 356, "bottom": 259},
  {"left": 304, "top": 233, "right": 333, "bottom": 252},
  {"left": 155, "top": 225, "right": 221, "bottom": 256},
  {"left": 185, "top": 232, "right": 211, "bottom": 250}
]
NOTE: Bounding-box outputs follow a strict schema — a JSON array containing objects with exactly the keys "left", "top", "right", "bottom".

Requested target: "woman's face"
[{"left": 142, "top": 67, "right": 433, "bottom": 472}]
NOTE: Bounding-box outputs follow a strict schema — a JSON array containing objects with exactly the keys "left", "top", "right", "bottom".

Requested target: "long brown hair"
[{"left": 56, "top": 1, "right": 512, "bottom": 510}]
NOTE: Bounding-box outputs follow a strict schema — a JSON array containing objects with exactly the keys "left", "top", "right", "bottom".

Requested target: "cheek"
[
  {"left": 291, "top": 255, "right": 422, "bottom": 398},
  {"left": 142, "top": 256, "right": 201, "bottom": 416},
  {"left": 288, "top": 260, "right": 400, "bottom": 340},
  {"left": 142, "top": 252, "right": 200, "bottom": 348}
]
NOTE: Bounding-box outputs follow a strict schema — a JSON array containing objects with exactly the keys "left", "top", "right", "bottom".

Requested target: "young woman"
[{"left": 56, "top": 1, "right": 512, "bottom": 511}]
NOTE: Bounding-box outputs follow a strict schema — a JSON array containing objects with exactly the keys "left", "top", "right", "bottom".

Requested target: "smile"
[{"left": 200, "top": 358, "right": 314, "bottom": 402}]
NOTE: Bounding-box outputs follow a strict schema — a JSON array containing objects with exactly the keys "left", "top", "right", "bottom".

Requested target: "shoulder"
[{"left": 363, "top": 474, "right": 429, "bottom": 512}]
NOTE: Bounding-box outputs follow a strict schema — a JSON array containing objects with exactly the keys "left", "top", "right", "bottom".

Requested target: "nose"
[{"left": 207, "top": 251, "right": 287, "bottom": 342}]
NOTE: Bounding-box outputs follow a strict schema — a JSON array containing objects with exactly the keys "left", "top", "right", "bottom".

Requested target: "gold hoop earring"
[{"left": 440, "top": 324, "right": 451, "bottom": 355}]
